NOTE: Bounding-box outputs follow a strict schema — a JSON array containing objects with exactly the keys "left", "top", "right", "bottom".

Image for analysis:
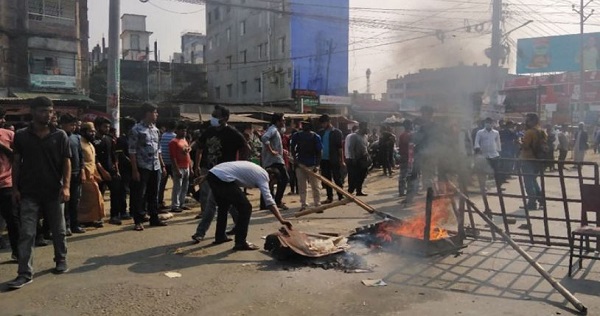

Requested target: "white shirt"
[
  {"left": 474, "top": 128, "right": 501, "bottom": 158},
  {"left": 209, "top": 161, "right": 276, "bottom": 207},
  {"left": 344, "top": 133, "right": 354, "bottom": 159}
]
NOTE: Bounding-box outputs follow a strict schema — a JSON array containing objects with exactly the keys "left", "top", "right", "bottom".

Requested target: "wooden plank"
[
  {"left": 296, "top": 164, "right": 375, "bottom": 214},
  {"left": 294, "top": 198, "right": 351, "bottom": 217}
]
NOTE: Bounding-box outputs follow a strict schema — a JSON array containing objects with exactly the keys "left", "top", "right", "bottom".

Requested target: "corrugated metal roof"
[
  {"left": 8, "top": 92, "right": 95, "bottom": 103},
  {"left": 180, "top": 113, "right": 268, "bottom": 124}
]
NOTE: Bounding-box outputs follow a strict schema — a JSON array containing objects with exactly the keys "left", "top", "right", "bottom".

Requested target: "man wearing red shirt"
[
  {"left": 169, "top": 122, "right": 192, "bottom": 212},
  {"left": 397, "top": 120, "right": 413, "bottom": 197}
]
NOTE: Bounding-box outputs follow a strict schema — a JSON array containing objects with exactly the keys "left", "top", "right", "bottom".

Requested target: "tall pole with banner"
[
  {"left": 107, "top": 0, "right": 121, "bottom": 135},
  {"left": 573, "top": 0, "right": 594, "bottom": 125}
]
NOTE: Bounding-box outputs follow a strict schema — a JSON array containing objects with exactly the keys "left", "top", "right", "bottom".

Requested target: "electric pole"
[
  {"left": 489, "top": 0, "right": 503, "bottom": 112},
  {"left": 107, "top": 0, "right": 121, "bottom": 135},
  {"left": 573, "top": 0, "right": 594, "bottom": 125}
]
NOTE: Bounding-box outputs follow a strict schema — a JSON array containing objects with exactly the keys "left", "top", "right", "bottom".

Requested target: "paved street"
[{"left": 1, "top": 156, "right": 600, "bottom": 315}]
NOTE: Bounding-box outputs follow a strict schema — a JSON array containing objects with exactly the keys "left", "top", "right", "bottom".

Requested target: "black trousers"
[
  {"left": 64, "top": 174, "right": 82, "bottom": 229},
  {"left": 208, "top": 173, "right": 252, "bottom": 246},
  {"left": 130, "top": 168, "right": 160, "bottom": 225},
  {"left": 320, "top": 160, "right": 343, "bottom": 200},
  {"left": 158, "top": 164, "right": 173, "bottom": 205},
  {"left": 347, "top": 159, "right": 368, "bottom": 194},
  {"left": 260, "top": 163, "right": 288, "bottom": 208},
  {"left": 101, "top": 174, "right": 127, "bottom": 218},
  {"left": 0, "top": 187, "right": 18, "bottom": 257}
]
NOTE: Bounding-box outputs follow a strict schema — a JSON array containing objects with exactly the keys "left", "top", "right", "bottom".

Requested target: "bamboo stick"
[
  {"left": 450, "top": 182, "right": 588, "bottom": 315},
  {"left": 294, "top": 198, "right": 351, "bottom": 217},
  {"left": 296, "top": 164, "right": 375, "bottom": 213}
]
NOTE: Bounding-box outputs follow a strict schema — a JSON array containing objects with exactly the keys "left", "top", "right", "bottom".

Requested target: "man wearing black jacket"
[{"left": 318, "top": 114, "right": 345, "bottom": 203}]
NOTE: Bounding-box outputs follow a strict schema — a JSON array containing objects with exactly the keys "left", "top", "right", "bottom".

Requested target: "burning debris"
[{"left": 264, "top": 227, "right": 373, "bottom": 272}]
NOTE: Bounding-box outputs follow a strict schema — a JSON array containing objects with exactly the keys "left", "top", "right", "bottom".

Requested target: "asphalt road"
[{"left": 1, "top": 155, "right": 600, "bottom": 315}]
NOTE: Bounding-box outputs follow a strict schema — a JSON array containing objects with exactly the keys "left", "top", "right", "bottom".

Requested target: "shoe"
[
  {"left": 322, "top": 199, "right": 333, "bottom": 205},
  {"left": 66, "top": 228, "right": 73, "bottom": 237},
  {"left": 93, "top": 221, "right": 104, "bottom": 228},
  {"left": 191, "top": 234, "right": 204, "bottom": 244},
  {"left": 142, "top": 215, "right": 150, "bottom": 222},
  {"left": 134, "top": 224, "right": 144, "bottom": 231},
  {"left": 35, "top": 238, "right": 48, "bottom": 247},
  {"left": 149, "top": 220, "right": 168, "bottom": 227},
  {"left": 356, "top": 192, "right": 368, "bottom": 196},
  {"left": 54, "top": 260, "right": 69, "bottom": 274},
  {"left": 212, "top": 237, "right": 233, "bottom": 245},
  {"left": 194, "top": 214, "right": 202, "bottom": 219},
  {"left": 226, "top": 228, "right": 237, "bottom": 236},
  {"left": 181, "top": 206, "right": 192, "bottom": 211},
  {"left": 72, "top": 226, "right": 86, "bottom": 234},
  {"left": 171, "top": 208, "right": 183, "bottom": 213},
  {"left": 10, "top": 253, "right": 18, "bottom": 262},
  {"left": 233, "top": 242, "right": 260, "bottom": 251},
  {"left": 277, "top": 204, "right": 289, "bottom": 211},
  {"left": 120, "top": 214, "right": 132, "bottom": 220},
  {"left": 109, "top": 217, "right": 122, "bottom": 225},
  {"left": 8, "top": 276, "right": 32, "bottom": 290}
]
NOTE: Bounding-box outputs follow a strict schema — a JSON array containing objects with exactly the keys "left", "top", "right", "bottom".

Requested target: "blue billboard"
[
  {"left": 517, "top": 33, "right": 600, "bottom": 74},
  {"left": 290, "top": 0, "right": 349, "bottom": 96}
]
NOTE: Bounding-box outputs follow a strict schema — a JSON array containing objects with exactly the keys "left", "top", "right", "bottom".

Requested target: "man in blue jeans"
[
  {"left": 520, "top": 113, "right": 545, "bottom": 210},
  {"left": 9, "top": 96, "right": 72, "bottom": 289}
]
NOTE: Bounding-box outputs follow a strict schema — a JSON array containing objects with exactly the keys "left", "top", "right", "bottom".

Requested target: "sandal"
[
  {"left": 233, "top": 242, "right": 260, "bottom": 251},
  {"left": 134, "top": 224, "right": 144, "bottom": 231}
]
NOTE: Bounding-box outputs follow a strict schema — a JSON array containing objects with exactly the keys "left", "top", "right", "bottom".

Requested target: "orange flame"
[{"left": 376, "top": 198, "right": 451, "bottom": 241}]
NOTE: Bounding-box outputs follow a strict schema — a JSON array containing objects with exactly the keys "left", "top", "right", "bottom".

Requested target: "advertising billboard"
[
  {"left": 517, "top": 33, "right": 600, "bottom": 74},
  {"left": 30, "top": 74, "right": 76, "bottom": 89},
  {"left": 290, "top": 0, "right": 349, "bottom": 97}
]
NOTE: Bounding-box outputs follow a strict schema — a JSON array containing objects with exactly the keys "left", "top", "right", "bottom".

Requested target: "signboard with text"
[
  {"left": 319, "top": 95, "right": 351, "bottom": 105},
  {"left": 30, "top": 74, "right": 76, "bottom": 89}
]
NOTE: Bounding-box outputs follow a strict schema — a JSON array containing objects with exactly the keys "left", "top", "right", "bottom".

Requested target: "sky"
[{"left": 88, "top": 0, "right": 600, "bottom": 96}]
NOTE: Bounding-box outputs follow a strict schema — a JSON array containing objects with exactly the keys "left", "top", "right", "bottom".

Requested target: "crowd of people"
[{"left": 1, "top": 97, "right": 599, "bottom": 290}]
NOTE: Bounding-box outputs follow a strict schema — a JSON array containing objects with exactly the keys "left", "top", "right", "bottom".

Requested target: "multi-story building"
[
  {"left": 205, "top": 0, "right": 349, "bottom": 108},
  {"left": 121, "top": 14, "right": 152, "bottom": 61},
  {"left": 0, "top": 0, "right": 90, "bottom": 96},
  {"left": 385, "top": 64, "right": 508, "bottom": 118},
  {"left": 181, "top": 32, "right": 205, "bottom": 64}
]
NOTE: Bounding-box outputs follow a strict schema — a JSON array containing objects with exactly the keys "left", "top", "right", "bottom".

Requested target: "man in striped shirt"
[
  {"left": 207, "top": 161, "right": 292, "bottom": 250},
  {"left": 158, "top": 121, "right": 176, "bottom": 209}
]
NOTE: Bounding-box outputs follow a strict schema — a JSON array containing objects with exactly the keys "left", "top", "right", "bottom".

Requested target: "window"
[
  {"left": 29, "top": 51, "right": 76, "bottom": 76},
  {"left": 241, "top": 81, "right": 247, "bottom": 95},
  {"left": 240, "top": 50, "right": 247, "bottom": 64},
  {"left": 226, "top": 5, "right": 231, "bottom": 13},
  {"left": 214, "top": 60, "right": 220, "bottom": 72},
  {"left": 208, "top": 12, "right": 212, "bottom": 24},
  {"left": 208, "top": 38, "right": 213, "bottom": 50},
  {"left": 226, "top": 28, "right": 231, "bottom": 42},
  {"left": 226, "top": 55, "right": 232, "bottom": 69},
  {"left": 278, "top": 36, "right": 286, "bottom": 55},
  {"left": 215, "top": 86, "right": 221, "bottom": 99},
  {"left": 255, "top": 78, "right": 262, "bottom": 93},
  {"left": 215, "top": 33, "right": 220, "bottom": 47},
  {"left": 240, "top": 20, "right": 246, "bottom": 36},
  {"left": 258, "top": 12, "right": 264, "bottom": 28},
  {"left": 214, "top": 7, "right": 220, "bottom": 21},
  {"left": 28, "top": 0, "right": 76, "bottom": 25},
  {"left": 130, "top": 34, "right": 140, "bottom": 50},
  {"left": 226, "top": 84, "right": 233, "bottom": 97},
  {"left": 257, "top": 44, "right": 263, "bottom": 60}
]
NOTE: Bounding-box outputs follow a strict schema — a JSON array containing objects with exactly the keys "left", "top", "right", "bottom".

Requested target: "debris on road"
[
  {"left": 361, "top": 279, "right": 387, "bottom": 287},
  {"left": 164, "top": 272, "right": 182, "bottom": 278}
]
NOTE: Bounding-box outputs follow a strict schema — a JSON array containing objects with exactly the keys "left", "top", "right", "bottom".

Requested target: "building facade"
[
  {"left": 385, "top": 64, "right": 508, "bottom": 119},
  {"left": 204, "top": 0, "right": 349, "bottom": 106},
  {"left": 0, "top": 0, "right": 90, "bottom": 95},
  {"left": 121, "top": 14, "right": 152, "bottom": 61},
  {"left": 181, "top": 32, "right": 205, "bottom": 64}
]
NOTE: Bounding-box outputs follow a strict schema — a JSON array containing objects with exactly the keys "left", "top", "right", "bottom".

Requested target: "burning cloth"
[{"left": 265, "top": 227, "right": 349, "bottom": 258}]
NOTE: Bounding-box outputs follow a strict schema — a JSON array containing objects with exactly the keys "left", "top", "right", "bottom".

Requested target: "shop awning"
[
  {"left": 10, "top": 92, "right": 95, "bottom": 103},
  {"left": 180, "top": 113, "right": 268, "bottom": 124}
]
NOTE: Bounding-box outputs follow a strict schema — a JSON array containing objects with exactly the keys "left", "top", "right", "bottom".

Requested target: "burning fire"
[{"left": 377, "top": 198, "right": 451, "bottom": 241}]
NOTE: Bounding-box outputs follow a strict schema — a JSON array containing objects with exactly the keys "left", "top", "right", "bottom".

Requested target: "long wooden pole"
[
  {"left": 295, "top": 198, "right": 351, "bottom": 217},
  {"left": 450, "top": 183, "right": 588, "bottom": 314},
  {"left": 296, "top": 164, "right": 375, "bottom": 213}
]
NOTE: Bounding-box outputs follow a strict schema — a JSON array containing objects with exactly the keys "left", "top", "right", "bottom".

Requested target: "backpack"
[{"left": 532, "top": 129, "right": 549, "bottom": 160}]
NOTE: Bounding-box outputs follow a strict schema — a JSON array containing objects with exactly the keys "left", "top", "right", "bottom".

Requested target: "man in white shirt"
[
  {"left": 207, "top": 161, "right": 292, "bottom": 251},
  {"left": 474, "top": 117, "right": 503, "bottom": 184}
]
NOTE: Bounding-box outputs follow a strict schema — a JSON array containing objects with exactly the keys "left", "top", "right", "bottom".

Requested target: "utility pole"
[
  {"left": 489, "top": 0, "right": 503, "bottom": 112},
  {"left": 107, "top": 0, "right": 121, "bottom": 135},
  {"left": 573, "top": 0, "right": 594, "bottom": 125}
]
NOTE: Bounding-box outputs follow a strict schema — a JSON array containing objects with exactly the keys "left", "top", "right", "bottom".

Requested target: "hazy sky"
[{"left": 88, "top": 0, "right": 600, "bottom": 95}]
